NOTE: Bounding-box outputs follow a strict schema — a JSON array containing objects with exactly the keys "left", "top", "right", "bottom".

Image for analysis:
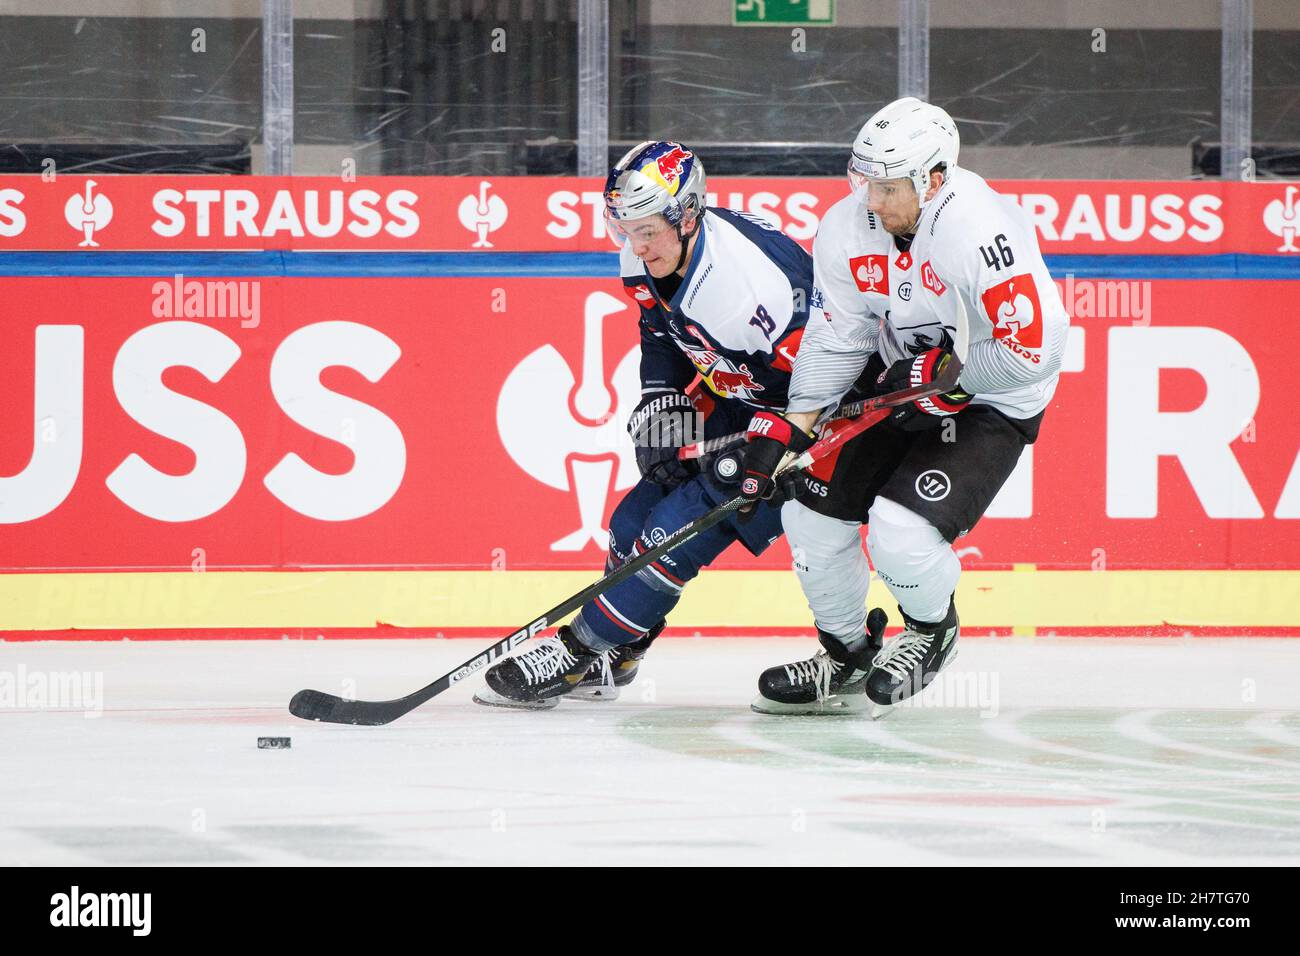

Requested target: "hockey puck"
[{"left": 257, "top": 736, "right": 291, "bottom": 749}]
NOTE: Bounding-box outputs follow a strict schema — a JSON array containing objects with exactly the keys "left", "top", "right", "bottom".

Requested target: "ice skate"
[
  {"left": 752, "top": 608, "right": 887, "bottom": 716},
  {"left": 473, "top": 626, "right": 601, "bottom": 710},
  {"left": 568, "top": 622, "right": 664, "bottom": 702},
  {"left": 865, "top": 600, "right": 959, "bottom": 718}
]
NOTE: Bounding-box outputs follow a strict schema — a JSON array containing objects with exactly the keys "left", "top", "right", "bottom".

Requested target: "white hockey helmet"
[
  {"left": 603, "top": 140, "right": 707, "bottom": 239},
  {"left": 847, "top": 97, "right": 959, "bottom": 209}
]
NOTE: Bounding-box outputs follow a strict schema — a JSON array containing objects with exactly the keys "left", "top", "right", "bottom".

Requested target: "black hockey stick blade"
[{"left": 288, "top": 688, "right": 399, "bottom": 726}]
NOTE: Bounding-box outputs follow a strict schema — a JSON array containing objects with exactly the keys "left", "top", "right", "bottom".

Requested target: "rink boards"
[{"left": 1, "top": 175, "right": 1298, "bottom": 637}]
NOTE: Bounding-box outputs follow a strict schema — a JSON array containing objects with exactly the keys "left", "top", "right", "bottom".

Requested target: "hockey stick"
[
  {"left": 677, "top": 394, "right": 876, "bottom": 462},
  {"left": 679, "top": 307, "right": 971, "bottom": 462},
  {"left": 288, "top": 317, "right": 969, "bottom": 726},
  {"left": 288, "top": 407, "right": 890, "bottom": 725}
]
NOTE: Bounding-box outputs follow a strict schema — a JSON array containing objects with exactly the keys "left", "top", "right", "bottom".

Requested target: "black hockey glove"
[
  {"left": 876, "top": 348, "right": 971, "bottom": 431},
  {"left": 707, "top": 447, "right": 808, "bottom": 506},
  {"left": 739, "top": 410, "right": 815, "bottom": 512},
  {"left": 627, "top": 391, "right": 702, "bottom": 487}
]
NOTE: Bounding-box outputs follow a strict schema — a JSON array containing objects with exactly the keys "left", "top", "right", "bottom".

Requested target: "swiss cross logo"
[
  {"left": 920, "top": 260, "right": 946, "bottom": 296},
  {"left": 981, "top": 274, "right": 1044, "bottom": 355},
  {"left": 622, "top": 283, "right": 657, "bottom": 308},
  {"left": 895, "top": 251, "right": 912, "bottom": 271},
  {"left": 849, "top": 254, "right": 889, "bottom": 294}
]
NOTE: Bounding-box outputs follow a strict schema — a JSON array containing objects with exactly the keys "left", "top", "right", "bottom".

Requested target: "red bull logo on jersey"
[
  {"left": 679, "top": 326, "right": 765, "bottom": 399},
  {"left": 707, "top": 364, "right": 765, "bottom": 398}
]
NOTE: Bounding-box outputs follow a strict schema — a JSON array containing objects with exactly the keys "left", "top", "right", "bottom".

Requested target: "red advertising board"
[
  {"left": 1, "top": 275, "right": 1296, "bottom": 572},
  {"left": 3, "top": 175, "right": 1300, "bottom": 255}
]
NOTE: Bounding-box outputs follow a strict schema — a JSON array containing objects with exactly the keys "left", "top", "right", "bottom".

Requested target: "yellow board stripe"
[{"left": 0, "top": 569, "right": 1298, "bottom": 630}]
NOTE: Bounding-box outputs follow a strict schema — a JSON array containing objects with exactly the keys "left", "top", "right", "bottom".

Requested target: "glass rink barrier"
[{"left": 0, "top": 0, "right": 1299, "bottom": 882}]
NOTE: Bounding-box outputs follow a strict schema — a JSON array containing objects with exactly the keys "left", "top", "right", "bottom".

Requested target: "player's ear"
[{"left": 925, "top": 167, "right": 946, "bottom": 202}]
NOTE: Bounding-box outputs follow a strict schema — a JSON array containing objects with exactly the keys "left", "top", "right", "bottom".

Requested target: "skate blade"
[
  {"left": 750, "top": 694, "right": 872, "bottom": 717},
  {"left": 472, "top": 689, "right": 560, "bottom": 711},
  {"left": 565, "top": 685, "right": 622, "bottom": 702}
]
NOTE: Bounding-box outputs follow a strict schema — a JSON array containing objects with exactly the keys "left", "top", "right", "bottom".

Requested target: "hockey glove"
[
  {"left": 708, "top": 448, "right": 808, "bottom": 506},
  {"left": 876, "top": 348, "right": 971, "bottom": 431},
  {"left": 627, "top": 391, "right": 702, "bottom": 486},
  {"left": 739, "top": 410, "right": 815, "bottom": 512}
]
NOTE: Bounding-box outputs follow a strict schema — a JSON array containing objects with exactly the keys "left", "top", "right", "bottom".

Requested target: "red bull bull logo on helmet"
[{"left": 640, "top": 143, "right": 693, "bottom": 196}]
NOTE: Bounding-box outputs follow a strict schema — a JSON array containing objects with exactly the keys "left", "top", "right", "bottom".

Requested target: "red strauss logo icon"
[
  {"left": 981, "top": 274, "right": 1044, "bottom": 353},
  {"left": 848, "top": 254, "right": 889, "bottom": 294}
]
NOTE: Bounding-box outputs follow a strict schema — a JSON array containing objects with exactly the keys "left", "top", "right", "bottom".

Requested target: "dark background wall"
[{"left": 0, "top": 2, "right": 1296, "bottom": 177}]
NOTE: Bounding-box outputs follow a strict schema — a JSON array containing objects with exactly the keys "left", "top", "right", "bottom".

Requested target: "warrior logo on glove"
[
  {"left": 739, "top": 410, "right": 815, "bottom": 510},
  {"left": 876, "top": 348, "right": 971, "bottom": 430},
  {"left": 627, "top": 392, "right": 705, "bottom": 486}
]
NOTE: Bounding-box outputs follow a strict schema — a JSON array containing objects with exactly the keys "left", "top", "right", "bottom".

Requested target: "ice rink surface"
[{"left": 2, "top": 636, "right": 1299, "bottom": 866}]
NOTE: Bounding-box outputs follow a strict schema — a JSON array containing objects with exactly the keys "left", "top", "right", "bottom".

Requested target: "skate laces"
[
  {"left": 784, "top": 652, "right": 838, "bottom": 701},
  {"left": 515, "top": 637, "right": 578, "bottom": 686},
  {"left": 587, "top": 650, "right": 615, "bottom": 690},
  {"left": 871, "top": 629, "right": 932, "bottom": 681}
]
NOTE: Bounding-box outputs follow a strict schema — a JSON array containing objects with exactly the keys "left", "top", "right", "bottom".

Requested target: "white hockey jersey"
[{"left": 789, "top": 166, "right": 1070, "bottom": 420}]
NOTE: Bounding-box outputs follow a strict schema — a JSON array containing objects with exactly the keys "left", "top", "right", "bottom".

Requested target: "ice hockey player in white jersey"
[{"left": 739, "top": 97, "right": 1069, "bottom": 716}]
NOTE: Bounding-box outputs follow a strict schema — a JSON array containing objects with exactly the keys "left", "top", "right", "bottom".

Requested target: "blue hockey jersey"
[{"left": 620, "top": 207, "right": 814, "bottom": 411}]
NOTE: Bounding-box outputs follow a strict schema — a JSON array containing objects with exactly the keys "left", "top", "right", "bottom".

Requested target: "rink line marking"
[
  {"left": 383, "top": 808, "right": 930, "bottom": 837},
  {"left": 983, "top": 711, "right": 1296, "bottom": 784},
  {"left": 0, "top": 705, "right": 281, "bottom": 714},
  {"left": 715, "top": 717, "right": 1176, "bottom": 862},
  {"left": 1243, "top": 712, "right": 1300, "bottom": 750},
  {"left": 4, "top": 569, "right": 1300, "bottom": 631},
  {"left": 717, "top": 710, "right": 1291, "bottom": 825},
  {"left": 630, "top": 699, "right": 1300, "bottom": 821},
  {"left": 853, "top": 713, "right": 1300, "bottom": 821},
  {"left": 1115, "top": 709, "right": 1300, "bottom": 770},
  {"left": 404, "top": 780, "right": 690, "bottom": 808}
]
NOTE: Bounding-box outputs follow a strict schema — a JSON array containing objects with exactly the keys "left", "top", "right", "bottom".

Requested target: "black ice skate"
[
  {"left": 569, "top": 621, "right": 665, "bottom": 702},
  {"left": 473, "top": 626, "right": 601, "bottom": 711},
  {"left": 751, "top": 608, "right": 888, "bottom": 716},
  {"left": 865, "top": 599, "right": 960, "bottom": 718}
]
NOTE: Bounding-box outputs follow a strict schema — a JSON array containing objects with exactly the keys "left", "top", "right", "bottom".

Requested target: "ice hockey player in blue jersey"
[{"left": 474, "top": 140, "right": 816, "bottom": 709}]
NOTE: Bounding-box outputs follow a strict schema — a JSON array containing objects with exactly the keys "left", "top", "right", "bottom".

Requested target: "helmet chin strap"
[{"left": 672, "top": 213, "right": 701, "bottom": 274}]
